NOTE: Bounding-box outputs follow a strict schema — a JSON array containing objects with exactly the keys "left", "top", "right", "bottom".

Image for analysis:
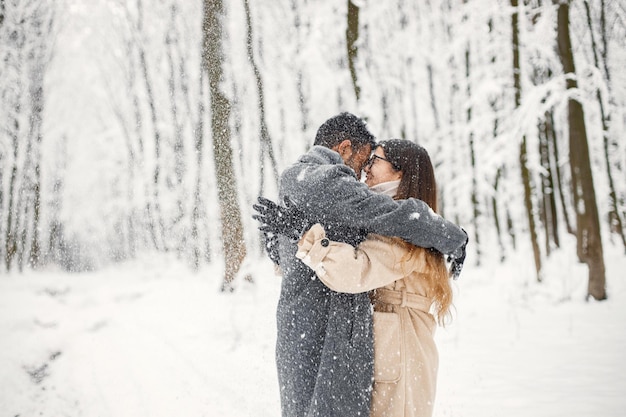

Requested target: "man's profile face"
[{"left": 344, "top": 144, "right": 372, "bottom": 180}]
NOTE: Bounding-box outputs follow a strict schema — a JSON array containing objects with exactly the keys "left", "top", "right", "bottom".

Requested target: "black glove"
[
  {"left": 447, "top": 228, "right": 468, "bottom": 280},
  {"left": 260, "top": 230, "right": 281, "bottom": 265},
  {"left": 252, "top": 196, "right": 311, "bottom": 241}
]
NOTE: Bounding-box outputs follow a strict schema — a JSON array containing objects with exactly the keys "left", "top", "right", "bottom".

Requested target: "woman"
[{"left": 295, "top": 139, "right": 454, "bottom": 417}]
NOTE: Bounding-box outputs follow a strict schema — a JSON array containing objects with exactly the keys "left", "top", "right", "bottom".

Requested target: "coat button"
[{"left": 320, "top": 238, "right": 330, "bottom": 247}]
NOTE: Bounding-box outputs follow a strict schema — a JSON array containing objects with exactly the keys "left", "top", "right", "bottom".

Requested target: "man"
[{"left": 258, "top": 112, "right": 467, "bottom": 417}]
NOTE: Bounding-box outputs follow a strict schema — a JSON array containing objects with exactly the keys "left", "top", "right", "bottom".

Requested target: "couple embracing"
[{"left": 253, "top": 112, "right": 468, "bottom": 417}]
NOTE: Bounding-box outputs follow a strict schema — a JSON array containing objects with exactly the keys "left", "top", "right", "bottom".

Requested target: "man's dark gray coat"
[{"left": 275, "top": 146, "right": 466, "bottom": 417}]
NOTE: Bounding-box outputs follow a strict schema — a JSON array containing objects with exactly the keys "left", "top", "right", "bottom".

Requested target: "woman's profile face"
[{"left": 364, "top": 147, "right": 402, "bottom": 187}]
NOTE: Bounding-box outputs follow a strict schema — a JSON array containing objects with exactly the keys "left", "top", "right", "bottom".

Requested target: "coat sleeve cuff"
[{"left": 295, "top": 225, "right": 333, "bottom": 277}]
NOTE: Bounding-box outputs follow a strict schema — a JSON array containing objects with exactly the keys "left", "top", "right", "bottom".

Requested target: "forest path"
[{"left": 0, "top": 260, "right": 281, "bottom": 417}]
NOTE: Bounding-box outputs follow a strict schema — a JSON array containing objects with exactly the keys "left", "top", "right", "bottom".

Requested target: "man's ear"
[{"left": 334, "top": 139, "right": 353, "bottom": 157}]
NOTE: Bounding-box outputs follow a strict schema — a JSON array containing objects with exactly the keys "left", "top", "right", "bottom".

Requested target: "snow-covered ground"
[{"left": 1, "top": 244, "right": 625, "bottom": 417}]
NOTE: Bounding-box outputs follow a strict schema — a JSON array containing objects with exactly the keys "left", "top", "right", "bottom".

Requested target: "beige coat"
[{"left": 296, "top": 224, "right": 439, "bottom": 417}]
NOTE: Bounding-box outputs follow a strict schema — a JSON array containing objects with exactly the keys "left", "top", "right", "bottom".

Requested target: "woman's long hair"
[{"left": 378, "top": 139, "right": 453, "bottom": 325}]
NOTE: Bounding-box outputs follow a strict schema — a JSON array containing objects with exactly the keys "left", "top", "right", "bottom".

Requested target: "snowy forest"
[{"left": 1, "top": 0, "right": 625, "bottom": 299}]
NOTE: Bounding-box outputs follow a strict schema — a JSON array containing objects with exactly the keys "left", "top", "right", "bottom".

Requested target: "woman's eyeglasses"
[{"left": 366, "top": 154, "right": 400, "bottom": 170}]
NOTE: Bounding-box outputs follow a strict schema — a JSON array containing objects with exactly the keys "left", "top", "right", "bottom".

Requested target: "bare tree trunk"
[
  {"left": 15, "top": 118, "right": 35, "bottom": 272},
  {"left": 243, "top": 0, "right": 279, "bottom": 196},
  {"left": 27, "top": 69, "right": 43, "bottom": 268},
  {"left": 0, "top": 154, "right": 4, "bottom": 271},
  {"left": 166, "top": 3, "right": 186, "bottom": 203},
  {"left": 519, "top": 139, "right": 542, "bottom": 280},
  {"left": 442, "top": 1, "right": 460, "bottom": 224},
  {"left": 167, "top": 5, "right": 185, "bottom": 191},
  {"left": 128, "top": 43, "right": 153, "bottom": 251},
  {"left": 16, "top": 196, "right": 31, "bottom": 272},
  {"left": 525, "top": 2, "right": 561, "bottom": 252},
  {"left": 538, "top": 114, "right": 560, "bottom": 254},
  {"left": 546, "top": 110, "right": 574, "bottom": 235},
  {"left": 17, "top": 65, "right": 45, "bottom": 271},
  {"left": 112, "top": 0, "right": 159, "bottom": 252},
  {"left": 465, "top": 45, "right": 481, "bottom": 266},
  {"left": 25, "top": 3, "right": 52, "bottom": 268},
  {"left": 599, "top": 1, "right": 626, "bottom": 252},
  {"left": 544, "top": 112, "right": 563, "bottom": 248},
  {"left": 139, "top": 46, "right": 166, "bottom": 249},
  {"left": 0, "top": 2, "right": 5, "bottom": 269},
  {"left": 203, "top": 0, "right": 247, "bottom": 290},
  {"left": 290, "top": 0, "right": 310, "bottom": 134},
  {"left": 0, "top": 160, "right": 4, "bottom": 270},
  {"left": 513, "top": 0, "right": 542, "bottom": 281},
  {"left": 105, "top": 76, "right": 138, "bottom": 258},
  {"left": 47, "top": 133, "right": 68, "bottom": 267},
  {"left": 4, "top": 126, "right": 19, "bottom": 271},
  {"left": 489, "top": 93, "right": 508, "bottom": 261},
  {"left": 114, "top": 25, "right": 147, "bottom": 256},
  {"left": 427, "top": 63, "right": 440, "bottom": 131},
  {"left": 556, "top": 0, "right": 606, "bottom": 300},
  {"left": 136, "top": 0, "right": 165, "bottom": 251},
  {"left": 2, "top": 8, "right": 23, "bottom": 271},
  {"left": 346, "top": 0, "right": 360, "bottom": 102},
  {"left": 191, "top": 69, "right": 207, "bottom": 270},
  {"left": 584, "top": 0, "right": 626, "bottom": 251},
  {"left": 165, "top": 3, "right": 189, "bottom": 256},
  {"left": 492, "top": 168, "right": 506, "bottom": 261},
  {"left": 4, "top": 96, "right": 20, "bottom": 271}
]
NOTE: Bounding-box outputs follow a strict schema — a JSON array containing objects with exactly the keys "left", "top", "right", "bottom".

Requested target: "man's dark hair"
[{"left": 314, "top": 112, "right": 376, "bottom": 149}]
